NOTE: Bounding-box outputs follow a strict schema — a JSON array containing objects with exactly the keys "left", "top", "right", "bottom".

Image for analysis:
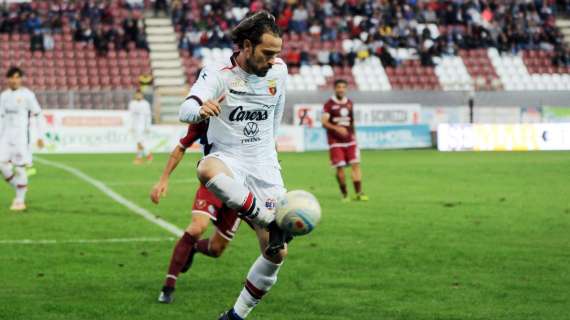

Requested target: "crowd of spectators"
[
  {"left": 172, "top": 0, "right": 570, "bottom": 68},
  {"left": 2, "top": 0, "right": 569, "bottom": 68},
  {"left": 0, "top": 0, "right": 149, "bottom": 55}
]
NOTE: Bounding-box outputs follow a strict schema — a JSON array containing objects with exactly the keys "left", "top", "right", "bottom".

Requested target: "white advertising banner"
[
  {"left": 438, "top": 123, "right": 570, "bottom": 151},
  {"left": 34, "top": 110, "right": 304, "bottom": 153},
  {"left": 293, "top": 103, "right": 421, "bottom": 127}
]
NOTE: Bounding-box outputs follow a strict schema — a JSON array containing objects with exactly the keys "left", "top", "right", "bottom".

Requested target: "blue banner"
[{"left": 303, "top": 125, "right": 432, "bottom": 151}]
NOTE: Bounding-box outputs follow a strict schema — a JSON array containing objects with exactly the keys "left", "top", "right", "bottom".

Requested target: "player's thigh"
[
  {"left": 0, "top": 139, "right": 11, "bottom": 164},
  {"left": 213, "top": 207, "right": 241, "bottom": 242},
  {"left": 198, "top": 152, "right": 244, "bottom": 183},
  {"left": 347, "top": 145, "right": 360, "bottom": 165},
  {"left": 10, "top": 142, "right": 29, "bottom": 167},
  {"left": 188, "top": 184, "right": 223, "bottom": 235},
  {"left": 329, "top": 147, "right": 347, "bottom": 167}
]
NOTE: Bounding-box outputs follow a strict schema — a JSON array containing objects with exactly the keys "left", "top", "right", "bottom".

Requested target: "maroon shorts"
[
  {"left": 192, "top": 185, "right": 241, "bottom": 240},
  {"left": 329, "top": 143, "right": 360, "bottom": 167}
]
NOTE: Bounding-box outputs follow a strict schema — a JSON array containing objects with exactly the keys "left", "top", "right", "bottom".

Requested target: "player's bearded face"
[
  {"left": 246, "top": 34, "right": 282, "bottom": 77},
  {"left": 335, "top": 83, "right": 347, "bottom": 99}
]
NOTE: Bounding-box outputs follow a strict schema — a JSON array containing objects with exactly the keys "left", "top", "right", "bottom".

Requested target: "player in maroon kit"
[
  {"left": 150, "top": 121, "right": 241, "bottom": 303},
  {"left": 321, "top": 79, "right": 368, "bottom": 202}
]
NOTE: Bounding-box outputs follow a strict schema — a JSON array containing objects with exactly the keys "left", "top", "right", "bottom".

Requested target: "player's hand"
[
  {"left": 335, "top": 127, "right": 349, "bottom": 138},
  {"left": 199, "top": 95, "right": 225, "bottom": 119},
  {"left": 37, "top": 139, "right": 45, "bottom": 149},
  {"left": 150, "top": 180, "right": 168, "bottom": 204}
]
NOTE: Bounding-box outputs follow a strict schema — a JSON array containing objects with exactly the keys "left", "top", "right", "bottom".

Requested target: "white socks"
[
  {"left": 233, "top": 255, "right": 282, "bottom": 319},
  {"left": 13, "top": 166, "right": 28, "bottom": 201},
  {"left": 205, "top": 174, "right": 274, "bottom": 227}
]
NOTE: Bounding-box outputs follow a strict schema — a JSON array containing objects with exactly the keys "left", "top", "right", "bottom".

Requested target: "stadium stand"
[
  {"left": 1, "top": 0, "right": 570, "bottom": 110},
  {"left": 0, "top": 0, "right": 151, "bottom": 109}
]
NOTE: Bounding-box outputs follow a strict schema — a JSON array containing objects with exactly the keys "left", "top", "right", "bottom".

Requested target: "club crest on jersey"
[
  {"left": 196, "top": 199, "right": 207, "bottom": 209},
  {"left": 268, "top": 79, "right": 277, "bottom": 96}
]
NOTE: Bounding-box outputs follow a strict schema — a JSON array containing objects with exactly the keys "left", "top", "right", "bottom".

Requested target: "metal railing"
[{"left": 36, "top": 90, "right": 134, "bottom": 110}]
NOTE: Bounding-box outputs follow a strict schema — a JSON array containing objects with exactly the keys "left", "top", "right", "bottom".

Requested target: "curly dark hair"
[{"left": 231, "top": 10, "right": 282, "bottom": 50}]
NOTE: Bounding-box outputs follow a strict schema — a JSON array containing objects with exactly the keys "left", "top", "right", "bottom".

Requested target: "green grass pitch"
[{"left": 1, "top": 150, "right": 569, "bottom": 320}]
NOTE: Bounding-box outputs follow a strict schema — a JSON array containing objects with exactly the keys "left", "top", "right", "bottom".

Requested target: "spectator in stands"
[
  {"left": 43, "top": 30, "right": 54, "bottom": 51},
  {"left": 552, "top": 45, "right": 570, "bottom": 67},
  {"left": 154, "top": 0, "right": 169, "bottom": 18},
  {"left": 138, "top": 74, "right": 154, "bottom": 103},
  {"left": 290, "top": 4, "right": 309, "bottom": 33},
  {"left": 286, "top": 47, "right": 301, "bottom": 68},
  {"left": 30, "top": 30, "right": 44, "bottom": 52},
  {"left": 94, "top": 27, "right": 109, "bottom": 56}
]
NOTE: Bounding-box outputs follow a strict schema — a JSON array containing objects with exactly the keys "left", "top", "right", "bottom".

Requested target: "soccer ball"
[{"left": 275, "top": 190, "right": 321, "bottom": 236}]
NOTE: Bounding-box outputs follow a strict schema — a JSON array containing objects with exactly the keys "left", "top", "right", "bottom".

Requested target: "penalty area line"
[
  {"left": 0, "top": 237, "right": 176, "bottom": 245},
  {"left": 35, "top": 157, "right": 184, "bottom": 237}
]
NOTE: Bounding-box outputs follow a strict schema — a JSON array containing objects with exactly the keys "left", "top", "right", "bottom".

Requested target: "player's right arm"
[
  {"left": 179, "top": 66, "right": 225, "bottom": 123},
  {"left": 150, "top": 123, "right": 206, "bottom": 204},
  {"left": 321, "top": 109, "right": 349, "bottom": 137},
  {"left": 150, "top": 145, "right": 185, "bottom": 204}
]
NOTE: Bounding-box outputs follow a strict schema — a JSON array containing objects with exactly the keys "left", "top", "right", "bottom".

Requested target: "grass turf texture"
[{"left": 1, "top": 150, "right": 569, "bottom": 320}]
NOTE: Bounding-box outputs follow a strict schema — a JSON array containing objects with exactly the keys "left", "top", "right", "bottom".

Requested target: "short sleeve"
[
  {"left": 186, "top": 65, "right": 224, "bottom": 105},
  {"left": 179, "top": 122, "right": 207, "bottom": 149},
  {"left": 323, "top": 100, "right": 331, "bottom": 114},
  {"left": 27, "top": 90, "right": 42, "bottom": 115}
]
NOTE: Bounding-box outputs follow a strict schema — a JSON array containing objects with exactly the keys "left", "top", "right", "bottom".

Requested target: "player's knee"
[
  {"left": 208, "top": 239, "right": 228, "bottom": 257},
  {"left": 197, "top": 160, "right": 215, "bottom": 184},
  {"left": 185, "top": 224, "right": 207, "bottom": 238},
  {"left": 197, "top": 158, "right": 232, "bottom": 184}
]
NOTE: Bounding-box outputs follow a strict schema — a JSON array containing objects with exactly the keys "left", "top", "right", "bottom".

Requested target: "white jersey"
[
  {"left": 128, "top": 99, "right": 152, "bottom": 132},
  {"left": 0, "top": 87, "right": 42, "bottom": 144},
  {"left": 186, "top": 54, "right": 287, "bottom": 164}
]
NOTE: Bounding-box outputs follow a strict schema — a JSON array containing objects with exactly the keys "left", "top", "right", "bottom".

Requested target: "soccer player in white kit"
[
  {"left": 128, "top": 89, "right": 152, "bottom": 164},
  {"left": 178, "top": 12, "right": 291, "bottom": 320},
  {"left": 0, "top": 67, "right": 45, "bottom": 211}
]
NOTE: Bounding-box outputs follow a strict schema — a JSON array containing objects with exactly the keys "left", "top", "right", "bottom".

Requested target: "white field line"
[
  {"left": 0, "top": 237, "right": 175, "bottom": 245},
  {"left": 35, "top": 157, "right": 184, "bottom": 237}
]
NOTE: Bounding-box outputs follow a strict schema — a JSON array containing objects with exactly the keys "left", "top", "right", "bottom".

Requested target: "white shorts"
[
  {"left": 204, "top": 152, "right": 286, "bottom": 213},
  {"left": 0, "top": 136, "right": 30, "bottom": 166}
]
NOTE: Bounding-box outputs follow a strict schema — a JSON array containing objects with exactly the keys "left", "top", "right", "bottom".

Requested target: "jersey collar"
[{"left": 331, "top": 95, "right": 348, "bottom": 104}]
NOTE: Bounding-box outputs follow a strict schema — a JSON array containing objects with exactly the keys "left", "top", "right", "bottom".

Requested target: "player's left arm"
[{"left": 28, "top": 90, "right": 45, "bottom": 148}]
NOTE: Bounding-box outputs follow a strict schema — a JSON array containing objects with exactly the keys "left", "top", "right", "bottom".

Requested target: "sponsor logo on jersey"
[
  {"left": 243, "top": 122, "right": 259, "bottom": 137},
  {"left": 229, "top": 106, "right": 268, "bottom": 122},
  {"left": 241, "top": 121, "right": 261, "bottom": 144},
  {"left": 229, "top": 89, "right": 248, "bottom": 95},
  {"left": 268, "top": 79, "right": 277, "bottom": 96},
  {"left": 340, "top": 108, "right": 349, "bottom": 116}
]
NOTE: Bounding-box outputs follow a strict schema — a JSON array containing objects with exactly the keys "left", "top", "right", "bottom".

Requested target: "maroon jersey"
[
  {"left": 323, "top": 96, "right": 356, "bottom": 145},
  {"left": 178, "top": 121, "right": 208, "bottom": 150}
]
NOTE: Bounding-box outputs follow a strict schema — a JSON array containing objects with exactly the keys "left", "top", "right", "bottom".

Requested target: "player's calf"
[{"left": 221, "top": 255, "right": 284, "bottom": 319}]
